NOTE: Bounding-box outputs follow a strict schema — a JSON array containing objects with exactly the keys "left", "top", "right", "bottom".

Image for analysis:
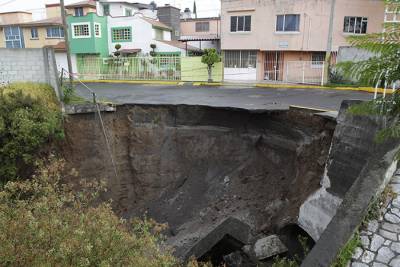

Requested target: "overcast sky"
[{"left": 0, "top": 0, "right": 221, "bottom": 20}]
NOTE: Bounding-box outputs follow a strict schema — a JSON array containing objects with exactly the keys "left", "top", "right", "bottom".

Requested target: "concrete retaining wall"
[
  {"left": 301, "top": 101, "right": 400, "bottom": 266},
  {"left": 0, "top": 48, "right": 61, "bottom": 98}
]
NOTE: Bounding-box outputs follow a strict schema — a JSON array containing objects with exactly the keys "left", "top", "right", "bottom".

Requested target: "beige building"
[
  {"left": 221, "top": 0, "right": 386, "bottom": 83},
  {"left": 180, "top": 17, "right": 221, "bottom": 51}
]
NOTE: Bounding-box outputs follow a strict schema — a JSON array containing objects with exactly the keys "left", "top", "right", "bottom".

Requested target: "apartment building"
[
  {"left": 180, "top": 15, "right": 221, "bottom": 51},
  {"left": 221, "top": 0, "right": 386, "bottom": 83}
]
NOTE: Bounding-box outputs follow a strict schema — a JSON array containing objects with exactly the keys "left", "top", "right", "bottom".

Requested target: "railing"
[{"left": 76, "top": 56, "right": 181, "bottom": 81}]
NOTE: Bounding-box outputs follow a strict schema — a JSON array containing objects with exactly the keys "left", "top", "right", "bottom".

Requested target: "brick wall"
[{"left": 0, "top": 48, "right": 61, "bottom": 99}]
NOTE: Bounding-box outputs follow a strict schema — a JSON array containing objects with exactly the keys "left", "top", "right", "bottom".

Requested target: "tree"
[
  {"left": 193, "top": 1, "right": 197, "bottom": 19},
  {"left": 201, "top": 48, "right": 221, "bottom": 83},
  {"left": 339, "top": 0, "right": 400, "bottom": 87}
]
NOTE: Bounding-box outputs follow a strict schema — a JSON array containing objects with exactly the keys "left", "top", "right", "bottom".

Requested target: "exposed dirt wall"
[{"left": 60, "top": 104, "right": 335, "bottom": 257}]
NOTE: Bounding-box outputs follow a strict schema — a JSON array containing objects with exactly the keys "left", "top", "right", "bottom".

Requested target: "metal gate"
[{"left": 264, "top": 51, "right": 284, "bottom": 81}]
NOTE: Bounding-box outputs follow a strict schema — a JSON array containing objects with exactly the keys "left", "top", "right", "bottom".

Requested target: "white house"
[
  {"left": 96, "top": 1, "right": 157, "bottom": 18},
  {"left": 107, "top": 14, "right": 200, "bottom": 56}
]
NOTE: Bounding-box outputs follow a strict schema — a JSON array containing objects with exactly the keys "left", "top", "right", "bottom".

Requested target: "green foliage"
[
  {"left": 201, "top": 49, "right": 221, "bottom": 82},
  {"left": 337, "top": 0, "right": 400, "bottom": 86},
  {"left": 331, "top": 232, "right": 361, "bottom": 267},
  {"left": 0, "top": 159, "right": 177, "bottom": 266},
  {"left": 0, "top": 83, "right": 63, "bottom": 182}
]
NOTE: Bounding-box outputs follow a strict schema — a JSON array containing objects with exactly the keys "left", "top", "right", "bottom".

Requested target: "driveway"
[{"left": 75, "top": 82, "right": 374, "bottom": 111}]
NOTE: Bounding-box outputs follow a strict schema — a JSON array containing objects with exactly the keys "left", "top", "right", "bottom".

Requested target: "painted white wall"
[
  {"left": 97, "top": 2, "right": 156, "bottom": 18},
  {"left": 55, "top": 52, "right": 77, "bottom": 74},
  {"left": 107, "top": 16, "right": 180, "bottom": 56},
  {"left": 224, "top": 68, "right": 257, "bottom": 81},
  {"left": 163, "top": 31, "right": 172, "bottom": 41}
]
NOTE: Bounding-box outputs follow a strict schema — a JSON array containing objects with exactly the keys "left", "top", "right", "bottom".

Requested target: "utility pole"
[
  {"left": 60, "top": 0, "right": 74, "bottom": 88},
  {"left": 324, "top": 0, "right": 336, "bottom": 85}
]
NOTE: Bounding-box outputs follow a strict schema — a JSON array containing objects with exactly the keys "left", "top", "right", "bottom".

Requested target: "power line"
[{"left": 0, "top": 0, "right": 17, "bottom": 8}]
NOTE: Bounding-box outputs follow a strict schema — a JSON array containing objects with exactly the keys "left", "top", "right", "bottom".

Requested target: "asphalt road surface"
[{"left": 75, "top": 82, "right": 374, "bottom": 111}]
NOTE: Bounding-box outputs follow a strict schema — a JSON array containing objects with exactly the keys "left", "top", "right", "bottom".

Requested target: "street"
[{"left": 75, "top": 83, "right": 374, "bottom": 111}]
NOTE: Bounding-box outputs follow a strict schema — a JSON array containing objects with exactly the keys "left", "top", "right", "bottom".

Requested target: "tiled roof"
[
  {"left": 0, "top": 17, "right": 62, "bottom": 27},
  {"left": 47, "top": 41, "right": 66, "bottom": 52}
]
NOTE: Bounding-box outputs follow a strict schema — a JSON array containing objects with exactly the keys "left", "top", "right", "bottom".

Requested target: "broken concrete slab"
[{"left": 254, "top": 235, "right": 288, "bottom": 260}]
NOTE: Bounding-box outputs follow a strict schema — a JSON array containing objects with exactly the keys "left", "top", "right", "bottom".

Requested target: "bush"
[
  {"left": 0, "top": 83, "right": 63, "bottom": 182},
  {"left": 0, "top": 159, "right": 177, "bottom": 266}
]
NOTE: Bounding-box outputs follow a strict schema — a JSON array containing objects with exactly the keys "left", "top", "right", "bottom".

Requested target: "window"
[
  {"left": 94, "top": 23, "right": 101, "bottom": 37},
  {"left": 343, "top": 17, "right": 368, "bottom": 34},
  {"left": 195, "top": 22, "right": 210, "bottom": 32},
  {"left": 125, "top": 8, "right": 132, "bottom": 16},
  {"left": 154, "top": 28, "right": 164, "bottom": 40},
  {"left": 72, "top": 23, "right": 90, "bottom": 38},
  {"left": 311, "top": 52, "right": 325, "bottom": 67},
  {"left": 75, "top": 7, "right": 84, "bottom": 17},
  {"left": 224, "top": 50, "right": 257, "bottom": 68},
  {"left": 46, "top": 27, "right": 64, "bottom": 38},
  {"left": 230, "top": 16, "right": 251, "bottom": 32},
  {"left": 31, "top": 27, "right": 39, "bottom": 39},
  {"left": 112, "top": 27, "right": 132, "bottom": 42},
  {"left": 5, "top": 26, "right": 24, "bottom": 48},
  {"left": 103, "top": 4, "right": 110, "bottom": 16},
  {"left": 276, "top": 14, "right": 300, "bottom": 32}
]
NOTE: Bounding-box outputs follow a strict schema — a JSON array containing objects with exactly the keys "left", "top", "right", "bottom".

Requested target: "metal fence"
[
  {"left": 285, "top": 61, "right": 325, "bottom": 85},
  {"left": 76, "top": 56, "right": 181, "bottom": 81}
]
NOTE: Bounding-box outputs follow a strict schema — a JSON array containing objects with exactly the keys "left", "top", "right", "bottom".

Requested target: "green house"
[{"left": 67, "top": 13, "right": 109, "bottom": 57}]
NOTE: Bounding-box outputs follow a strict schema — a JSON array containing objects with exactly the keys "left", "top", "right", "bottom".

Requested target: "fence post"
[
  {"left": 285, "top": 62, "right": 289, "bottom": 83},
  {"left": 321, "top": 62, "right": 325, "bottom": 86},
  {"left": 302, "top": 61, "right": 305, "bottom": 84}
]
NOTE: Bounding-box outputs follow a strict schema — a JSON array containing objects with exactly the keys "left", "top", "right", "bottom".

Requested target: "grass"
[{"left": 331, "top": 232, "right": 361, "bottom": 267}]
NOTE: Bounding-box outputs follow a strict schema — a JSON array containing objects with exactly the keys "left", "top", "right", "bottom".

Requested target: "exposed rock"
[
  {"left": 253, "top": 235, "right": 288, "bottom": 260},
  {"left": 384, "top": 214, "right": 400, "bottom": 224},
  {"left": 370, "top": 234, "right": 385, "bottom": 252},
  {"left": 361, "top": 235, "right": 371, "bottom": 249},
  {"left": 376, "top": 247, "right": 395, "bottom": 264},
  {"left": 352, "top": 262, "right": 369, "bottom": 267},
  {"left": 352, "top": 247, "right": 363, "bottom": 260},
  {"left": 223, "top": 251, "right": 254, "bottom": 267},
  {"left": 392, "top": 197, "right": 400, "bottom": 209},
  {"left": 368, "top": 220, "right": 380, "bottom": 233},
  {"left": 382, "top": 222, "right": 400, "bottom": 233},
  {"left": 372, "top": 263, "right": 388, "bottom": 267},
  {"left": 389, "top": 256, "right": 400, "bottom": 267},
  {"left": 390, "top": 242, "right": 400, "bottom": 253},
  {"left": 361, "top": 250, "right": 375, "bottom": 264},
  {"left": 379, "top": 230, "right": 398, "bottom": 241}
]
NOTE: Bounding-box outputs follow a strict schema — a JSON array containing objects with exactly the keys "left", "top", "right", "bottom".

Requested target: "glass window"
[
  {"left": 94, "top": 23, "right": 101, "bottom": 37},
  {"left": 31, "top": 27, "right": 39, "bottom": 39},
  {"left": 103, "top": 4, "right": 110, "bottom": 16},
  {"left": 72, "top": 23, "right": 90, "bottom": 38},
  {"left": 195, "top": 22, "right": 210, "bottom": 32},
  {"left": 112, "top": 27, "right": 132, "bottom": 42},
  {"left": 4, "top": 26, "right": 24, "bottom": 48},
  {"left": 75, "top": 7, "right": 84, "bottom": 17},
  {"left": 311, "top": 52, "right": 325, "bottom": 66},
  {"left": 154, "top": 28, "right": 163, "bottom": 40},
  {"left": 125, "top": 9, "right": 132, "bottom": 16},
  {"left": 46, "top": 27, "right": 64, "bottom": 38},
  {"left": 230, "top": 16, "right": 252, "bottom": 32},
  {"left": 224, "top": 50, "right": 257, "bottom": 68},
  {"left": 276, "top": 14, "right": 300, "bottom": 32},
  {"left": 343, "top": 16, "right": 368, "bottom": 34}
]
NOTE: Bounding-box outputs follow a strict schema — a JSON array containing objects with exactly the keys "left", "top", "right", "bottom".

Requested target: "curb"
[
  {"left": 255, "top": 83, "right": 392, "bottom": 94},
  {"left": 77, "top": 80, "right": 183, "bottom": 86}
]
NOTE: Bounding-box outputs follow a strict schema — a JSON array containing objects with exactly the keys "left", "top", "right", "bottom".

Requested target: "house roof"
[
  {"left": 158, "top": 40, "right": 201, "bottom": 52},
  {"left": 99, "top": 1, "right": 152, "bottom": 10},
  {"left": 180, "top": 17, "right": 220, "bottom": 22},
  {"left": 0, "top": 17, "right": 62, "bottom": 27},
  {"left": 0, "top": 11, "right": 32, "bottom": 15},
  {"left": 45, "top": 3, "right": 61, "bottom": 8},
  {"left": 65, "top": 0, "right": 97, "bottom": 8},
  {"left": 179, "top": 34, "right": 220, "bottom": 41},
  {"left": 141, "top": 17, "right": 172, "bottom": 31},
  {"left": 119, "top": 48, "right": 142, "bottom": 54},
  {"left": 46, "top": 41, "right": 67, "bottom": 52}
]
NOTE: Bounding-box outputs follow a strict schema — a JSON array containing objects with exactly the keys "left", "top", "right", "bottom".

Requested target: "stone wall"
[{"left": 0, "top": 48, "right": 61, "bottom": 98}]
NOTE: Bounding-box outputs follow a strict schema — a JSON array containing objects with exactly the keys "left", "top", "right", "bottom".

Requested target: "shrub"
[
  {"left": 0, "top": 83, "right": 63, "bottom": 182},
  {"left": 0, "top": 159, "right": 177, "bottom": 266}
]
